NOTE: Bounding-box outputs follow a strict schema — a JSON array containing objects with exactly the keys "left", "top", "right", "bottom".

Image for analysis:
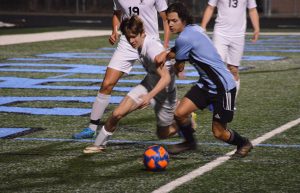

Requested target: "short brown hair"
[{"left": 120, "top": 15, "right": 145, "bottom": 36}]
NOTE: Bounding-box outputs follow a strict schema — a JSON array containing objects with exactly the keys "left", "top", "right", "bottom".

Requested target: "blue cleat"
[{"left": 72, "top": 128, "right": 95, "bottom": 139}]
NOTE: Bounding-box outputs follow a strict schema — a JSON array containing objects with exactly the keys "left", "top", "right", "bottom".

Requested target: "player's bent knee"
[{"left": 99, "top": 83, "right": 115, "bottom": 94}]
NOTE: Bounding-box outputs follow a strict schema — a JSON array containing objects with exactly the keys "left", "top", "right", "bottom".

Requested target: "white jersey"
[
  {"left": 209, "top": 0, "right": 257, "bottom": 37},
  {"left": 127, "top": 35, "right": 176, "bottom": 127},
  {"left": 139, "top": 35, "right": 176, "bottom": 97},
  {"left": 113, "top": 0, "right": 168, "bottom": 39}
]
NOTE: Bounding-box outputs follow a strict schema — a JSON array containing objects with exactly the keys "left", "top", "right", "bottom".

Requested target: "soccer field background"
[{"left": 0, "top": 30, "right": 300, "bottom": 193}]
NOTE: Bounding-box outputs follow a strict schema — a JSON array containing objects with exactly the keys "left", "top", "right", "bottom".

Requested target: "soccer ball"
[{"left": 143, "top": 145, "right": 169, "bottom": 171}]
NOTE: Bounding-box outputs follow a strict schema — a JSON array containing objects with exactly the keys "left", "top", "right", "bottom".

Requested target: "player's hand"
[
  {"left": 109, "top": 32, "right": 120, "bottom": 45},
  {"left": 138, "top": 94, "right": 151, "bottom": 109},
  {"left": 177, "top": 71, "right": 185, "bottom": 79},
  {"left": 251, "top": 31, "right": 259, "bottom": 43}
]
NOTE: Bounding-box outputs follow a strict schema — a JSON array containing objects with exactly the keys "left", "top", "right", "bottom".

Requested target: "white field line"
[
  {"left": 152, "top": 117, "right": 300, "bottom": 193},
  {"left": 0, "top": 30, "right": 111, "bottom": 45}
]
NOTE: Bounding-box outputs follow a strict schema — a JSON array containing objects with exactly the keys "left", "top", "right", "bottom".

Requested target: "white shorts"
[
  {"left": 127, "top": 84, "right": 177, "bottom": 127},
  {"left": 212, "top": 34, "right": 245, "bottom": 67},
  {"left": 108, "top": 35, "right": 139, "bottom": 74}
]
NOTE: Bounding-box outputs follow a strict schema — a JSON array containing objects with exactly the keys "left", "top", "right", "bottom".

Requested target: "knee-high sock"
[
  {"left": 94, "top": 126, "right": 113, "bottom": 146},
  {"left": 88, "top": 93, "right": 111, "bottom": 131}
]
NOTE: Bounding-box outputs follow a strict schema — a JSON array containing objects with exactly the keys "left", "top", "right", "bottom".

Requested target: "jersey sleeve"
[
  {"left": 175, "top": 35, "right": 192, "bottom": 62},
  {"left": 247, "top": 0, "right": 257, "bottom": 9},
  {"left": 113, "top": 0, "right": 121, "bottom": 11},
  {"left": 208, "top": 0, "right": 218, "bottom": 7},
  {"left": 155, "top": 0, "right": 168, "bottom": 13}
]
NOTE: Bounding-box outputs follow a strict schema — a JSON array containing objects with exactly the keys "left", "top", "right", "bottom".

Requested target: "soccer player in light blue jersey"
[{"left": 157, "top": 2, "right": 253, "bottom": 157}]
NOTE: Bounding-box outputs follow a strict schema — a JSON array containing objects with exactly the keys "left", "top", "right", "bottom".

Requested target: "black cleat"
[
  {"left": 234, "top": 138, "right": 253, "bottom": 158},
  {"left": 167, "top": 141, "right": 197, "bottom": 155}
]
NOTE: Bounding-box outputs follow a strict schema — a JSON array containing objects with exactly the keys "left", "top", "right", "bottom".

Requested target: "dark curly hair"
[
  {"left": 120, "top": 15, "right": 145, "bottom": 36},
  {"left": 166, "top": 2, "right": 194, "bottom": 25}
]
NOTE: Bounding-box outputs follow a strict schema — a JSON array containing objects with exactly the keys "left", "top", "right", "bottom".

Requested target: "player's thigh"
[
  {"left": 227, "top": 36, "right": 245, "bottom": 67},
  {"left": 108, "top": 35, "right": 139, "bottom": 74},
  {"left": 212, "top": 88, "right": 236, "bottom": 124},
  {"left": 213, "top": 34, "right": 230, "bottom": 62},
  {"left": 154, "top": 90, "right": 177, "bottom": 127},
  {"left": 127, "top": 84, "right": 153, "bottom": 107},
  {"left": 112, "top": 95, "right": 138, "bottom": 118},
  {"left": 101, "top": 67, "right": 124, "bottom": 89}
]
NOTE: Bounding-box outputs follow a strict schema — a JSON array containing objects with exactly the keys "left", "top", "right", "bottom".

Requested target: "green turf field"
[{"left": 0, "top": 31, "right": 300, "bottom": 193}]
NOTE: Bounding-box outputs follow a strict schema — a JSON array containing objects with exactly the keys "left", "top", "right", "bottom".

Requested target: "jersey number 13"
[{"left": 229, "top": 0, "right": 238, "bottom": 8}]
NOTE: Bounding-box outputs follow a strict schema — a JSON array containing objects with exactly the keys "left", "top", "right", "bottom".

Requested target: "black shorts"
[{"left": 185, "top": 85, "right": 236, "bottom": 124}]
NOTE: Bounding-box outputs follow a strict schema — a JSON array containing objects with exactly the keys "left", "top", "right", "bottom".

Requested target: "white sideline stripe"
[
  {"left": 0, "top": 30, "right": 111, "bottom": 45},
  {"left": 152, "top": 117, "right": 300, "bottom": 193}
]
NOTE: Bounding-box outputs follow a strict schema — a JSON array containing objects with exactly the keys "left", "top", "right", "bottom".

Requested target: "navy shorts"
[{"left": 185, "top": 85, "right": 236, "bottom": 123}]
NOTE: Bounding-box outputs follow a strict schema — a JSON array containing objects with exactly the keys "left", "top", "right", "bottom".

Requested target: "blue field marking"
[
  {"left": 0, "top": 106, "right": 92, "bottom": 116},
  {"left": 13, "top": 137, "right": 300, "bottom": 149},
  {"left": 0, "top": 63, "right": 254, "bottom": 79},
  {"left": 98, "top": 47, "right": 116, "bottom": 51},
  {"left": 0, "top": 128, "right": 31, "bottom": 138},
  {"left": 38, "top": 52, "right": 114, "bottom": 59},
  {"left": 8, "top": 58, "right": 57, "bottom": 61},
  {"left": 242, "top": 56, "right": 285, "bottom": 61},
  {"left": 0, "top": 96, "right": 123, "bottom": 105},
  {"left": 0, "top": 96, "right": 123, "bottom": 115},
  {"left": 0, "top": 76, "right": 196, "bottom": 91}
]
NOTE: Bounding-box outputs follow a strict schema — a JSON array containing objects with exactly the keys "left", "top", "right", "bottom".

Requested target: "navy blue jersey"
[{"left": 175, "top": 24, "right": 236, "bottom": 94}]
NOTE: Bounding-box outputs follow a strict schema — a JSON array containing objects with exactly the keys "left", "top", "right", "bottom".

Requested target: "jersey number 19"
[{"left": 128, "top": 7, "right": 140, "bottom": 15}]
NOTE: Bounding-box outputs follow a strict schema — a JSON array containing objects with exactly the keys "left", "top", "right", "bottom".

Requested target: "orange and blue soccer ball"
[{"left": 143, "top": 145, "right": 169, "bottom": 171}]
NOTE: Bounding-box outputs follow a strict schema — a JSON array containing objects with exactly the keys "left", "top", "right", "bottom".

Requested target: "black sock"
[
  {"left": 90, "top": 119, "right": 101, "bottom": 126},
  {"left": 226, "top": 129, "right": 246, "bottom": 147},
  {"left": 179, "top": 123, "right": 195, "bottom": 143}
]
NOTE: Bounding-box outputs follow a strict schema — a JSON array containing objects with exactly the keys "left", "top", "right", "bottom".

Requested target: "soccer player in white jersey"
[
  {"left": 83, "top": 15, "right": 178, "bottom": 153},
  {"left": 201, "top": 0, "right": 260, "bottom": 99},
  {"left": 73, "top": 0, "right": 170, "bottom": 139},
  {"left": 157, "top": 2, "right": 253, "bottom": 157}
]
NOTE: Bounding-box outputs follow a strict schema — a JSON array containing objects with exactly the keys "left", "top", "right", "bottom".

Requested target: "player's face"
[
  {"left": 126, "top": 32, "right": 145, "bottom": 49},
  {"left": 167, "top": 12, "right": 185, "bottom": 34}
]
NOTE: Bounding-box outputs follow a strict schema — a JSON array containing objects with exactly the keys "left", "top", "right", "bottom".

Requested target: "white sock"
[
  {"left": 94, "top": 126, "right": 113, "bottom": 146},
  {"left": 88, "top": 93, "right": 111, "bottom": 131},
  {"left": 235, "top": 79, "right": 240, "bottom": 98}
]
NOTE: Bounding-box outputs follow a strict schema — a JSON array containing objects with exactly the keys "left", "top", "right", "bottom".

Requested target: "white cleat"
[{"left": 83, "top": 145, "right": 106, "bottom": 154}]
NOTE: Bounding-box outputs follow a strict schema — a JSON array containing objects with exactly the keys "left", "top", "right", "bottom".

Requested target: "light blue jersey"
[{"left": 175, "top": 24, "right": 236, "bottom": 94}]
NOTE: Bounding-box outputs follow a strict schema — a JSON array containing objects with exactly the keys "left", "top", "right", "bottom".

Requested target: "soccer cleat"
[
  {"left": 72, "top": 128, "right": 95, "bottom": 139},
  {"left": 83, "top": 145, "right": 106, "bottom": 154},
  {"left": 234, "top": 138, "right": 253, "bottom": 157},
  {"left": 167, "top": 141, "right": 197, "bottom": 155}
]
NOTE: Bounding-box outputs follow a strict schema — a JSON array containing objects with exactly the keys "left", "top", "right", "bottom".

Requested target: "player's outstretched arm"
[
  {"left": 249, "top": 8, "right": 260, "bottom": 43},
  {"left": 109, "top": 10, "right": 121, "bottom": 45},
  {"left": 201, "top": 5, "right": 215, "bottom": 31}
]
